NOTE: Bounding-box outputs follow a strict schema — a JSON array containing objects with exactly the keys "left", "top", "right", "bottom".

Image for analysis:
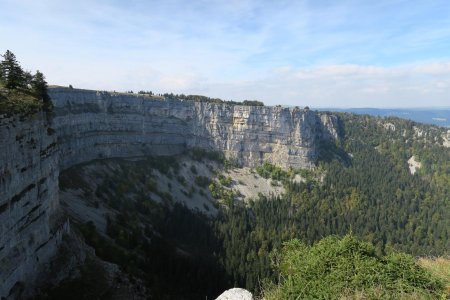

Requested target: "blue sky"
[{"left": 1, "top": 0, "right": 450, "bottom": 107}]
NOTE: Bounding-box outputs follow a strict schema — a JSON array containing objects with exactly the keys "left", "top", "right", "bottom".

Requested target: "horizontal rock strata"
[
  {"left": 0, "top": 112, "right": 68, "bottom": 298},
  {"left": 0, "top": 87, "right": 340, "bottom": 297},
  {"left": 50, "top": 88, "right": 339, "bottom": 169}
]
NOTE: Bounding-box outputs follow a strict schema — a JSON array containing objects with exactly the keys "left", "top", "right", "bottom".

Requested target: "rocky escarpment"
[
  {"left": 50, "top": 88, "right": 339, "bottom": 170},
  {"left": 0, "top": 112, "right": 69, "bottom": 298},
  {"left": 1, "top": 87, "right": 340, "bottom": 297}
]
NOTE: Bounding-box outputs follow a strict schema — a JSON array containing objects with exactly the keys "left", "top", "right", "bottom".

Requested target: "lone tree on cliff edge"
[
  {"left": 32, "top": 70, "right": 52, "bottom": 111},
  {"left": 0, "top": 50, "right": 26, "bottom": 89}
]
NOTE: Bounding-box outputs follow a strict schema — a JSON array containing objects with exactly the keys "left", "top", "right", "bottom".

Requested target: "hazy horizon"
[{"left": 2, "top": 0, "right": 450, "bottom": 108}]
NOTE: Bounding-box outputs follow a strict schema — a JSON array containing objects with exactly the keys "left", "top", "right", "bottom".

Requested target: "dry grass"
[
  {"left": 419, "top": 256, "right": 450, "bottom": 295},
  {"left": 0, "top": 85, "right": 42, "bottom": 115}
]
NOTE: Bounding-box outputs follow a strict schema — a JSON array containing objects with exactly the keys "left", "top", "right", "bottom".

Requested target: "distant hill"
[{"left": 317, "top": 107, "right": 450, "bottom": 127}]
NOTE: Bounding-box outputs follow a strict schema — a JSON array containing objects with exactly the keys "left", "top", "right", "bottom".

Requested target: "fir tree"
[
  {"left": 0, "top": 50, "right": 25, "bottom": 89},
  {"left": 32, "top": 70, "right": 52, "bottom": 111}
]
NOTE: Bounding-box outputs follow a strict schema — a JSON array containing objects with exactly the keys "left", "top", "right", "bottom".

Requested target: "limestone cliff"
[
  {"left": 0, "top": 87, "right": 340, "bottom": 297},
  {"left": 50, "top": 88, "right": 340, "bottom": 169},
  {"left": 0, "top": 112, "right": 68, "bottom": 298}
]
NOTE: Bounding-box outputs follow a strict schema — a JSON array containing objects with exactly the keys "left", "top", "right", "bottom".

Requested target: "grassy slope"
[
  {"left": 263, "top": 235, "right": 449, "bottom": 300},
  {"left": 0, "top": 83, "right": 42, "bottom": 115},
  {"left": 419, "top": 257, "right": 450, "bottom": 295}
]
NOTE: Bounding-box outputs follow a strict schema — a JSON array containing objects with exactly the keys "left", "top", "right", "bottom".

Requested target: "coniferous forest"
[
  {"left": 51, "top": 112, "right": 449, "bottom": 299},
  {"left": 213, "top": 113, "right": 450, "bottom": 293}
]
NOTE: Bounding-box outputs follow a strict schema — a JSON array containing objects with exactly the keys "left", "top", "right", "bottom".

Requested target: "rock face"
[
  {"left": 0, "top": 112, "right": 69, "bottom": 298},
  {"left": 0, "top": 87, "right": 340, "bottom": 297},
  {"left": 216, "top": 288, "right": 253, "bottom": 300},
  {"left": 408, "top": 156, "right": 422, "bottom": 175},
  {"left": 50, "top": 88, "right": 339, "bottom": 169}
]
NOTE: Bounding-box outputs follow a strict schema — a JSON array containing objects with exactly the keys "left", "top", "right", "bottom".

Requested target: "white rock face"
[
  {"left": 50, "top": 88, "right": 340, "bottom": 170},
  {"left": 408, "top": 156, "right": 422, "bottom": 175},
  {"left": 383, "top": 122, "right": 396, "bottom": 131},
  {"left": 443, "top": 130, "right": 450, "bottom": 148},
  {"left": 216, "top": 288, "right": 253, "bottom": 300}
]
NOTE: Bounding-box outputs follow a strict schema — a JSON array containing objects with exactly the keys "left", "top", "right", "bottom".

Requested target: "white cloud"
[
  {"left": 1, "top": 0, "right": 450, "bottom": 107},
  {"left": 39, "top": 60, "right": 450, "bottom": 108},
  {"left": 194, "top": 62, "right": 450, "bottom": 107}
]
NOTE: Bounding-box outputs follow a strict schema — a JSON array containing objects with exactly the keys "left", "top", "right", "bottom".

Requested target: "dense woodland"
[
  {"left": 52, "top": 112, "right": 450, "bottom": 299},
  {"left": 215, "top": 114, "right": 450, "bottom": 293}
]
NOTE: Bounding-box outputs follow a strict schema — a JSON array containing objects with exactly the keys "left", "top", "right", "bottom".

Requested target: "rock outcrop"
[
  {"left": 408, "top": 156, "right": 422, "bottom": 175},
  {"left": 0, "top": 87, "right": 340, "bottom": 297}
]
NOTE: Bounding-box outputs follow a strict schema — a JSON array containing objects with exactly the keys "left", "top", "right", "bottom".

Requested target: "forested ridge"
[
  {"left": 214, "top": 113, "right": 449, "bottom": 292},
  {"left": 51, "top": 113, "right": 449, "bottom": 299}
]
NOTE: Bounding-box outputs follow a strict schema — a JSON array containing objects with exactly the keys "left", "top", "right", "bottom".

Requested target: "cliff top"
[
  {"left": 0, "top": 83, "right": 43, "bottom": 115},
  {"left": 49, "top": 85, "right": 163, "bottom": 99},
  {"left": 0, "top": 51, "right": 52, "bottom": 116},
  {"left": 49, "top": 86, "right": 265, "bottom": 107},
  {"left": 48, "top": 86, "right": 317, "bottom": 115}
]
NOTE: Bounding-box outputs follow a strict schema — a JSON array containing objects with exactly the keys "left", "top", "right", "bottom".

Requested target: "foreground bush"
[{"left": 263, "top": 235, "right": 446, "bottom": 299}]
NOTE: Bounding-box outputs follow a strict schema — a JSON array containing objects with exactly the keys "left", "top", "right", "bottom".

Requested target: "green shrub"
[
  {"left": 145, "top": 178, "right": 158, "bottom": 192},
  {"left": 195, "top": 176, "right": 211, "bottom": 188},
  {"left": 263, "top": 234, "right": 446, "bottom": 299},
  {"left": 176, "top": 175, "right": 187, "bottom": 186},
  {"left": 190, "top": 147, "right": 224, "bottom": 163},
  {"left": 208, "top": 181, "right": 235, "bottom": 206},
  {"left": 217, "top": 174, "right": 233, "bottom": 187},
  {"left": 143, "top": 156, "right": 179, "bottom": 175},
  {"left": 256, "top": 162, "right": 289, "bottom": 182},
  {"left": 190, "top": 165, "right": 198, "bottom": 174},
  {"left": 79, "top": 221, "right": 127, "bottom": 265}
]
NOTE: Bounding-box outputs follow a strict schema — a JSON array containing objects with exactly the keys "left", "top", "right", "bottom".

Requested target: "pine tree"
[
  {"left": 32, "top": 70, "right": 47, "bottom": 98},
  {"left": 0, "top": 50, "right": 25, "bottom": 89},
  {"left": 23, "top": 71, "right": 33, "bottom": 87},
  {"left": 32, "top": 70, "right": 52, "bottom": 111}
]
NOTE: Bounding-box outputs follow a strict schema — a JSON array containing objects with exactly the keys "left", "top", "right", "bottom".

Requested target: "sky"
[{"left": 1, "top": 0, "right": 450, "bottom": 107}]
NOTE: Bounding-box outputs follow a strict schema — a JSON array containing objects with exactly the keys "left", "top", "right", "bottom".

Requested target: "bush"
[
  {"left": 190, "top": 165, "right": 197, "bottom": 174},
  {"left": 217, "top": 174, "right": 233, "bottom": 187},
  {"left": 144, "top": 156, "right": 179, "bottom": 175},
  {"left": 176, "top": 175, "right": 187, "bottom": 186},
  {"left": 195, "top": 176, "right": 211, "bottom": 188},
  {"left": 256, "top": 162, "right": 289, "bottom": 182},
  {"left": 190, "top": 147, "right": 224, "bottom": 163},
  {"left": 208, "top": 181, "right": 235, "bottom": 206},
  {"left": 146, "top": 178, "right": 158, "bottom": 192},
  {"left": 263, "top": 234, "right": 446, "bottom": 299}
]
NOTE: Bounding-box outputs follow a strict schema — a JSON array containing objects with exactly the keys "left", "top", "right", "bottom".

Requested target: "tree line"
[{"left": 162, "top": 92, "right": 264, "bottom": 106}]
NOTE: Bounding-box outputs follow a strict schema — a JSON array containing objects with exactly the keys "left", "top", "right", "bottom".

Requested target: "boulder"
[{"left": 216, "top": 288, "right": 253, "bottom": 300}]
